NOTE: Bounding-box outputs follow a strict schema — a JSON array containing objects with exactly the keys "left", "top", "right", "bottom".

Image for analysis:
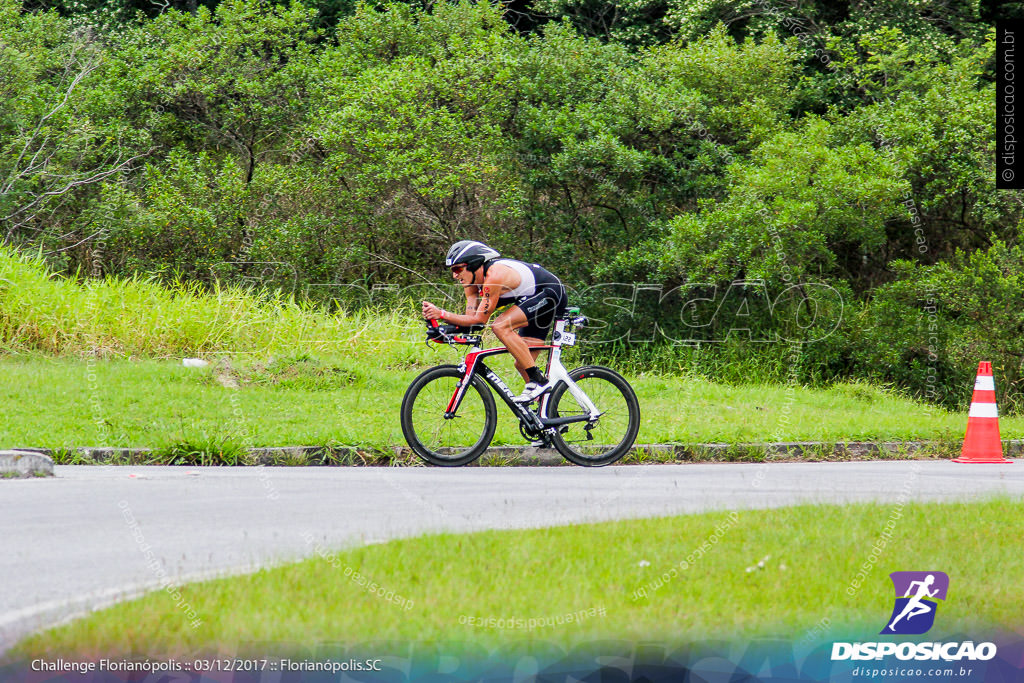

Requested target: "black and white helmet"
[{"left": 445, "top": 240, "right": 500, "bottom": 270}]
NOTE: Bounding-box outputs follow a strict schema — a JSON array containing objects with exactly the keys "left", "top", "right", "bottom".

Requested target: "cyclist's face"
[{"left": 451, "top": 264, "right": 473, "bottom": 284}]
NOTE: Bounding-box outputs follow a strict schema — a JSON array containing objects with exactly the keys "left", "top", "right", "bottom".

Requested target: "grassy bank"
[
  {"left": 12, "top": 499, "right": 1024, "bottom": 656},
  {"left": 0, "top": 246, "right": 435, "bottom": 359},
  {"left": 0, "top": 353, "right": 1007, "bottom": 453},
  {"left": 2, "top": 246, "right": 1013, "bottom": 454}
]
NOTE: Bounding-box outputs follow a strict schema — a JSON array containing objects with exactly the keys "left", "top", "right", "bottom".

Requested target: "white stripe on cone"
[
  {"left": 968, "top": 403, "right": 999, "bottom": 418},
  {"left": 974, "top": 376, "right": 995, "bottom": 391}
]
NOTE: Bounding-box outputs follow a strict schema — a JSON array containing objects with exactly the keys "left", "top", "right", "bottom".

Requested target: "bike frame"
[{"left": 443, "top": 318, "right": 602, "bottom": 436}]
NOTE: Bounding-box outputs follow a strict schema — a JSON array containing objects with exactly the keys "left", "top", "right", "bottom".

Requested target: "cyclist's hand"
[{"left": 422, "top": 301, "right": 443, "bottom": 320}]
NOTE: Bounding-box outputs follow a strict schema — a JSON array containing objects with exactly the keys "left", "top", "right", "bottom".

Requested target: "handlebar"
[
  {"left": 425, "top": 319, "right": 484, "bottom": 346},
  {"left": 424, "top": 310, "right": 585, "bottom": 345}
]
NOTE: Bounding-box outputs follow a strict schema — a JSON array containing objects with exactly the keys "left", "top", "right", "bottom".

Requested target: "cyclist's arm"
[
  {"left": 423, "top": 286, "right": 482, "bottom": 323},
  {"left": 441, "top": 279, "right": 506, "bottom": 327},
  {"left": 464, "top": 284, "right": 478, "bottom": 316}
]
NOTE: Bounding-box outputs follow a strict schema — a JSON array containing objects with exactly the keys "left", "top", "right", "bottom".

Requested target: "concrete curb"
[
  {"left": 0, "top": 450, "right": 55, "bottom": 478},
  {"left": 10, "top": 440, "right": 1018, "bottom": 466}
]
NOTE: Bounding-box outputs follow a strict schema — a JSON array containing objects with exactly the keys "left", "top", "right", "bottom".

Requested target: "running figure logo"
[{"left": 881, "top": 571, "right": 950, "bottom": 635}]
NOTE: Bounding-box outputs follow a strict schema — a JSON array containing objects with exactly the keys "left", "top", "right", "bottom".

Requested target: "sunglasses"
[{"left": 450, "top": 264, "right": 467, "bottom": 274}]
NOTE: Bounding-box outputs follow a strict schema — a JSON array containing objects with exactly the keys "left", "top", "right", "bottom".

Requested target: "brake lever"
[
  {"left": 425, "top": 318, "right": 457, "bottom": 348},
  {"left": 424, "top": 318, "right": 441, "bottom": 348}
]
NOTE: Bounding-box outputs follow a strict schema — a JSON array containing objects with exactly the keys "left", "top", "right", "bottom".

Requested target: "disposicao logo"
[
  {"left": 831, "top": 571, "right": 998, "bottom": 662},
  {"left": 881, "top": 571, "right": 949, "bottom": 635}
]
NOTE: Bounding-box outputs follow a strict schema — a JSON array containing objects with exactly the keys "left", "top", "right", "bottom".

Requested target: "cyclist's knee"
[{"left": 492, "top": 319, "right": 513, "bottom": 337}]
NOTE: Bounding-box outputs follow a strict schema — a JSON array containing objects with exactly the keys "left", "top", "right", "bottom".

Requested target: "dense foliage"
[{"left": 1, "top": 0, "right": 1018, "bottom": 408}]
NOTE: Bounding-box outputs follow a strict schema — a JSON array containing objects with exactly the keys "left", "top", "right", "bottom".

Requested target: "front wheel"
[
  {"left": 400, "top": 365, "right": 497, "bottom": 466},
  {"left": 547, "top": 365, "right": 640, "bottom": 467}
]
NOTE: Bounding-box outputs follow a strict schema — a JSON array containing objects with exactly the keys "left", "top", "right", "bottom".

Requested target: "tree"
[
  {"left": 0, "top": 0, "right": 145, "bottom": 256},
  {"left": 88, "top": 0, "right": 325, "bottom": 280}
]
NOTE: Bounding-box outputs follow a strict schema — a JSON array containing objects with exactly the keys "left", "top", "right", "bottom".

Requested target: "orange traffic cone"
[{"left": 953, "top": 362, "right": 1011, "bottom": 464}]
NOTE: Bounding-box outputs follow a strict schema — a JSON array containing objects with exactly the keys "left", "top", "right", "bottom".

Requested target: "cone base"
[{"left": 952, "top": 456, "right": 1012, "bottom": 463}]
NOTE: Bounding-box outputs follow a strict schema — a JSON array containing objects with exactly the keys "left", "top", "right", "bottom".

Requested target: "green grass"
[
  {"left": 2, "top": 245, "right": 1014, "bottom": 453},
  {"left": 0, "top": 353, "right": 1013, "bottom": 451},
  {"left": 12, "top": 499, "right": 1024, "bottom": 657},
  {"left": 0, "top": 246, "right": 436, "bottom": 360}
]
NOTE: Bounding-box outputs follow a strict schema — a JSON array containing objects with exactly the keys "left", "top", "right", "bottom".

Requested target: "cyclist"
[{"left": 422, "top": 240, "right": 567, "bottom": 403}]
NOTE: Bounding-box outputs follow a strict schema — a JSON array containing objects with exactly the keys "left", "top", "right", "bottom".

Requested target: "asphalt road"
[{"left": 2, "top": 461, "right": 1022, "bottom": 654}]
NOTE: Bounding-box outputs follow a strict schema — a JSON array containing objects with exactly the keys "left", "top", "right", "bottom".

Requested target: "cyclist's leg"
[
  {"left": 513, "top": 297, "right": 557, "bottom": 380},
  {"left": 514, "top": 339, "right": 545, "bottom": 381},
  {"left": 517, "top": 285, "right": 564, "bottom": 343},
  {"left": 513, "top": 353, "right": 544, "bottom": 380},
  {"left": 497, "top": 289, "right": 561, "bottom": 382},
  {"left": 492, "top": 306, "right": 540, "bottom": 381}
]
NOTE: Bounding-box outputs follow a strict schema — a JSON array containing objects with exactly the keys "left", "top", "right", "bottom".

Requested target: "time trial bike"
[{"left": 400, "top": 308, "right": 640, "bottom": 467}]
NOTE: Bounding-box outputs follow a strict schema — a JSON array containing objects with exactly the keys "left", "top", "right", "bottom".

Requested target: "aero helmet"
[{"left": 445, "top": 240, "right": 500, "bottom": 270}]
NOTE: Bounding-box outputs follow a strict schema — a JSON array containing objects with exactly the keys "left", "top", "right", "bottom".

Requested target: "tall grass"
[{"left": 0, "top": 246, "right": 434, "bottom": 362}]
